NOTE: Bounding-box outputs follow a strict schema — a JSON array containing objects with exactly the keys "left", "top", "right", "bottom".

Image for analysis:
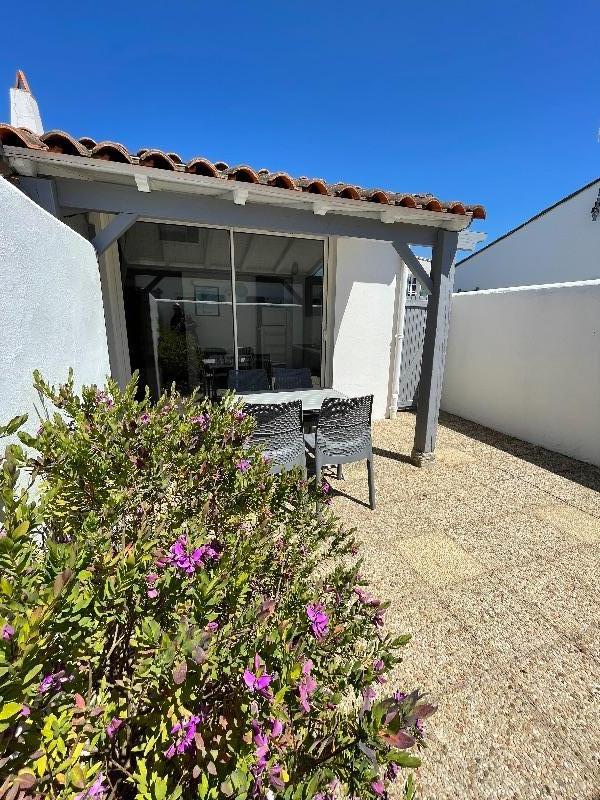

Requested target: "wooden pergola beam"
[{"left": 52, "top": 177, "right": 445, "bottom": 247}]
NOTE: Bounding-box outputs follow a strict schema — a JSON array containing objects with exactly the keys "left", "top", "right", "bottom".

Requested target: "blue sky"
[{"left": 2, "top": 0, "right": 599, "bottom": 247}]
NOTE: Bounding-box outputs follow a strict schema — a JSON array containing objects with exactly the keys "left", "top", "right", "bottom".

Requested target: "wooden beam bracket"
[
  {"left": 91, "top": 212, "right": 140, "bottom": 256},
  {"left": 392, "top": 241, "right": 433, "bottom": 294}
]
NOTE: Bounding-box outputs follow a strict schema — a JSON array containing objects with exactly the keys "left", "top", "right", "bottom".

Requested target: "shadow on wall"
[{"left": 440, "top": 411, "right": 600, "bottom": 494}]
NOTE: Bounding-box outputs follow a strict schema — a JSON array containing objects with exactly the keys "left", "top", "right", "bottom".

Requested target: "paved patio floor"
[{"left": 331, "top": 412, "right": 600, "bottom": 800}]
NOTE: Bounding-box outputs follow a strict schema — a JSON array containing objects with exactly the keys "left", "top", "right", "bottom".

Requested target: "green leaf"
[
  {"left": 1, "top": 414, "right": 28, "bottom": 436},
  {"left": 387, "top": 751, "right": 421, "bottom": 768},
  {"left": 12, "top": 520, "right": 30, "bottom": 538},
  {"left": 22, "top": 663, "right": 43, "bottom": 686},
  {"left": 0, "top": 702, "right": 23, "bottom": 721}
]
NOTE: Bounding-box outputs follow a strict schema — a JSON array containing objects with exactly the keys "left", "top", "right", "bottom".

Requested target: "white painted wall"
[
  {"left": 0, "top": 177, "right": 110, "bottom": 432},
  {"left": 455, "top": 180, "right": 600, "bottom": 291},
  {"left": 332, "top": 238, "right": 401, "bottom": 419},
  {"left": 442, "top": 280, "right": 600, "bottom": 466}
]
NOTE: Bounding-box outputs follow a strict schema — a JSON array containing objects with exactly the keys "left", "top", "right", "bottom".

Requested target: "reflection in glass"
[
  {"left": 234, "top": 232, "right": 324, "bottom": 387},
  {"left": 121, "top": 224, "right": 325, "bottom": 399},
  {"left": 122, "top": 223, "right": 234, "bottom": 398}
]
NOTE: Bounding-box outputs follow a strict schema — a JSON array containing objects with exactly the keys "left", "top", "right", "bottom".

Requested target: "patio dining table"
[{"left": 238, "top": 387, "right": 346, "bottom": 414}]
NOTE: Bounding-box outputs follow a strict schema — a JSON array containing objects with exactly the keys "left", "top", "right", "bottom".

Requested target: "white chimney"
[{"left": 10, "top": 70, "right": 43, "bottom": 134}]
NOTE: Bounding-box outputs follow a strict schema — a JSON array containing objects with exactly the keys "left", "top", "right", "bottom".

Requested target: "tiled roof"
[{"left": 0, "top": 123, "right": 486, "bottom": 220}]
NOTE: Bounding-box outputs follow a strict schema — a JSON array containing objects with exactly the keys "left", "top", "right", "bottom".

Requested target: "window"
[{"left": 120, "top": 223, "right": 325, "bottom": 398}]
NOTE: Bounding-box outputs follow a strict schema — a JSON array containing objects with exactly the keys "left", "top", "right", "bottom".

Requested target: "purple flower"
[
  {"left": 164, "top": 714, "right": 202, "bottom": 759},
  {"left": 243, "top": 654, "right": 273, "bottom": 699},
  {"left": 371, "top": 780, "right": 385, "bottom": 796},
  {"left": 20, "top": 706, "right": 30, "bottom": 717},
  {"left": 0, "top": 526, "right": 6, "bottom": 539},
  {"left": 322, "top": 481, "right": 330, "bottom": 494},
  {"left": 38, "top": 671, "right": 69, "bottom": 694},
  {"left": 164, "top": 535, "right": 221, "bottom": 575},
  {"left": 298, "top": 659, "right": 317, "bottom": 713},
  {"left": 269, "top": 764, "right": 285, "bottom": 790},
  {"left": 145, "top": 572, "right": 159, "bottom": 598},
  {"left": 95, "top": 391, "right": 114, "bottom": 408},
  {"left": 234, "top": 410, "right": 247, "bottom": 421},
  {"left": 191, "top": 413, "right": 209, "bottom": 431},
  {"left": 139, "top": 412, "right": 150, "bottom": 425},
  {"left": 106, "top": 717, "right": 122, "bottom": 738},
  {"left": 236, "top": 458, "right": 251, "bottom": 473},
  {"left": 2, "top": 623, "right": 15, "bottom": 640},
  {"left": 206, "top": 621, "right": 219, "bottom": 632},
  {"left": 373, "top": 609, "right": 385, "bottom": 628},
  {"left": 251, "top": 720, "right": 270, "bottom": 768},
  {"left": 362, "top": 684, "right": 377, "bottom": 712},
  {"left": 75, "top": 774, "right": 108, "bottom": 799},
  {"left": 306, "top": 603, "right": 329, "bottom": 640}
]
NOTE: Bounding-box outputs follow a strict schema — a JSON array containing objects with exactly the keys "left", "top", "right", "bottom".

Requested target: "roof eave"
[{"left": 5, "top": 146, "right": 474, "bottom": 233}]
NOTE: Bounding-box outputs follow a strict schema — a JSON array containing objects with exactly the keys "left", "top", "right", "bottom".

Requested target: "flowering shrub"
[{"left": 0, "top": 372, "right": 434, "bottom": 800}]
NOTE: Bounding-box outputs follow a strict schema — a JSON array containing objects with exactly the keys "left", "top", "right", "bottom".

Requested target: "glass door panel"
[
  {"left": 233, "top": 232, "right": 324, "bottom": 386},
  {"left": 121, "top": 222, "right": 234, "bottom": 399}
]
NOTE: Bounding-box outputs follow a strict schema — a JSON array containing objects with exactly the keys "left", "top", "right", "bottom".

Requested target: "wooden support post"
[{"left": 411, "top": 228, "right": 458, "bottom": 467}]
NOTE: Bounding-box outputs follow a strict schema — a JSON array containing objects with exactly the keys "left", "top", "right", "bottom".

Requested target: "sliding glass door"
[
  {"left": 121, "top": 222, "right": 325, "bottom": 399},
  {"left": 234, "top": 232, "right": 324, "bottom": 387}
]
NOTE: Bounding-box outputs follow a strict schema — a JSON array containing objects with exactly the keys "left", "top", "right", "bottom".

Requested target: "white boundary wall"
[
  {"left": 442, "top": 280, "right": 600, "bottom": 466},
  {"left": 0, "top": 178, "right": 110, "bottom": 432}
]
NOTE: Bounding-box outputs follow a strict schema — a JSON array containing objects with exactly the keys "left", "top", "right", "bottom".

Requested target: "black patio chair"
[
  {"left": 272, "top": 367, "right": 313, "bottom": 390},
  {"left": 245, "top": 400, "right": 306, "bottom": 475},
  {"left": 227, "top": 368, "right": 269, "bottom": 392},
  {"left": 305, "top": 394, "right": 375, "bottom": 510}
]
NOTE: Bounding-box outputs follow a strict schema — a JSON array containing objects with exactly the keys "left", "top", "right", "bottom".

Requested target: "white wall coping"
[{"left": 455, "top": 278, "right": 600, "bottom": 296}]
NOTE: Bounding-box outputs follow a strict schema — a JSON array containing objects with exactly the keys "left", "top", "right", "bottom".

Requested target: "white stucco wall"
[
  {"left": 455, "top": 180, "right": 600, "bottom": 291},
  {"left": 332, "top": 238, "right": 401, "bottom": 419},
  {"left": 0, "top": 177, "right": 110, "bottom": 432},
  {"left": 442, "top": 280, "right": 600, "bottom": 466}
]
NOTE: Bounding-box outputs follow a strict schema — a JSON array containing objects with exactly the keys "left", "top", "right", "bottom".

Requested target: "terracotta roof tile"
[
  {"left": 138, "top": 149, "right": 177, "bottom": 170},
  {"left": 186, "top": 156, "right": 219, "bottom": 177},
  {"left": 0, "top": 123, "right": 486, "bottom": 219},
  {"left": 226, "top": 165, "right": 260, "bottom": 184},
  {"left": 0, "top": 124, "right": 47, "bottom": 150},
  {"left": 91, "top": 141, "right": 132, "bottom": 164},
  {"left": 41, "top": 130, "right": 90, "bottom": 157}
]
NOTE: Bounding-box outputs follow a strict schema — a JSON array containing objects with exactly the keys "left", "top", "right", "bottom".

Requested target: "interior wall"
[
  {"left": 0, "top": 178, "right": 110, "bottom": 433},
  {"left": 332, "top": 238, "right": 400, "bottom": 419},
  {"left": 442, "top": 280, "right": 600, "bottom": 466}
]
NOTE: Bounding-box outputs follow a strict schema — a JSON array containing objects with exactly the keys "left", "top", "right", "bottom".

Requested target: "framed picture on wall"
[{"left": 194, "top": 285, "right": 220, "bottom": 316}]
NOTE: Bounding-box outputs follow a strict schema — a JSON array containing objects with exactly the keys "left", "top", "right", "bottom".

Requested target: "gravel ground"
[{"left": 331, "top": 411, "right": 600, "bottom": 800}]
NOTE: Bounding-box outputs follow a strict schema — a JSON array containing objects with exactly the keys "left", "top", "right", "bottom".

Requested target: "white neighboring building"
[{"left": 455, "top": 178, "right": 600, "bottom": 291}]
